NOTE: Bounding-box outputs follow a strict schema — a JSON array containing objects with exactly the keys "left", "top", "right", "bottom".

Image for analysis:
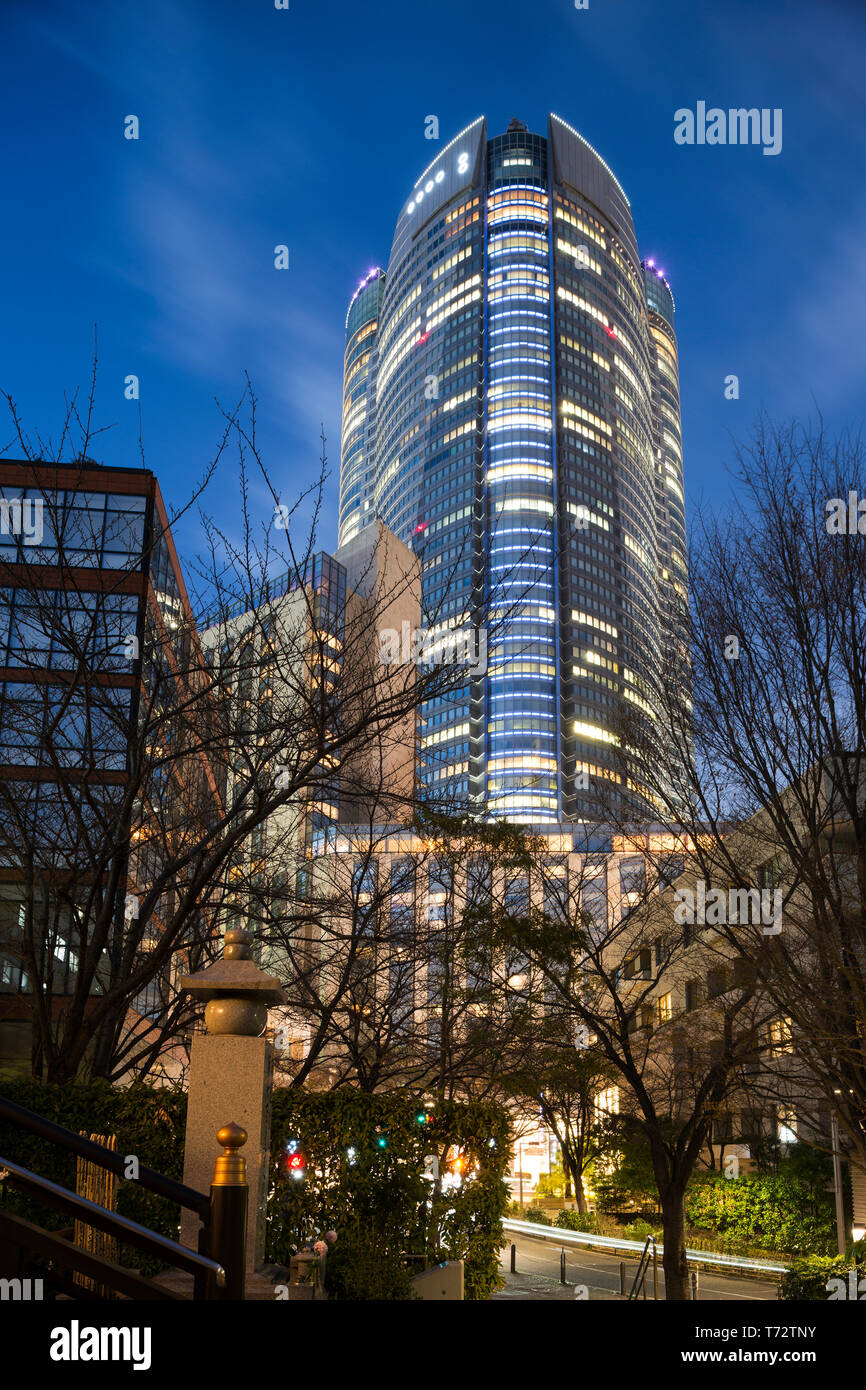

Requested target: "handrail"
[
  {"left": 0, "top": 1093, "right": 209, "bottom": 1217},
  {"left": 0, "top": 1156, "right": 225, "bottom": 1286},
  {"left": 628, "top": 1235, "right": 654, "bottom": 1300},
  {"left": 0, "top": 1208, "right": 182, "bottom": 1301}
]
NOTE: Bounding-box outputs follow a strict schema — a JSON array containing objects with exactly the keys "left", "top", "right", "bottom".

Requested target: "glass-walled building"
[
  {"left": 339, "top": 268, "right": 386, "bottom": 547},
  {"left": 338, "top": 115, "right": 688, "bottom": 823},
  {"left": 0, "top": 458, "right": 209, "bottom": 1073}
]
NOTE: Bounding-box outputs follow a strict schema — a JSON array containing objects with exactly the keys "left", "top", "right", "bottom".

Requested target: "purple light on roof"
[
  {"left": 647, "top": 258, "right": 655, "bottom": 267},
  {"left": 348, "top": 266, "right": 383, "bottom": 308}
]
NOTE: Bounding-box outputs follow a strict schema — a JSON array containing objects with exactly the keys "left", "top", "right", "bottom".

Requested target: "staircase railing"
[
  {"left": 628, "top": 1234, "right": 658, "bottom": 1300},
  {"left": 0, "top": 1093, "right": 245, "bottom": 1300}
]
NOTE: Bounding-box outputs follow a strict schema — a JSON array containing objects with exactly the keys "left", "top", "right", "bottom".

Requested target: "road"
[{"left": 499, "top": 1230, "right": 781, "bottom": 1301}]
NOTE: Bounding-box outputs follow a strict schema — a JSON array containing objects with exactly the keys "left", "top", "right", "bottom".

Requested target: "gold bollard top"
[{"left": 212, "top": 1122, "right": 248, "bottom": 1187}]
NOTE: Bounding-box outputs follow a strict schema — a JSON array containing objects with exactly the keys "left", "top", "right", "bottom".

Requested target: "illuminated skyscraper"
[
  {"left": 338, "top": 115, "right": 687, "bottom": 823},
  {"left": 339, "top": 267, "right": 386, "bottom": 546}
]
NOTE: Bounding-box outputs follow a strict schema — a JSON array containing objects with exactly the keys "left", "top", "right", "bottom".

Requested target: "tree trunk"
[
  {"left": 30, "top": 1017, "right": 43, "bottom": 1081},
  {"left": 659, "top": 1184, "right": 689, "bottom": 1300},
  {"left": 573, "top": 1170, "right": 587, "bottom": 1213},
  {"left": 562, "top": 1150, "right": 587, "bottom": 1212}
]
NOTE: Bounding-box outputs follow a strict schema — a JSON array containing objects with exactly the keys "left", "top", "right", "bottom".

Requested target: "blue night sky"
[{"left": 2, "top": 0, "right": 864, "bottom": 563}]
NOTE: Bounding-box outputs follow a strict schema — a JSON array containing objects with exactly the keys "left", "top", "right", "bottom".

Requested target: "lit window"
[{"left": 767, "top": 1017, "right": 793, "bottom": 1056}]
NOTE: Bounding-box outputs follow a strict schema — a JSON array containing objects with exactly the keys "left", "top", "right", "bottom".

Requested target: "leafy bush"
[
  {"left": 268, "top": 1088, "right": 510, "bottom": 1300},
  {"left": 685, "top": 1228, "right": 783, "bottom": 1260},
  {"left": 0, "top": 1079, "right": 187, "bottom": 1272},
  {"left": 523, "top": 1206, "right": 553, "bottom": 1225},
  {"left": 534, "top": 1166, "right": 566, "bottom": 1199},
  {"left": 592, "top": 1124, "right": 661, "bottom": 1214},
  {"left": 556, "top": 1209, "right": 601, "bottom": 1234},
  {"left": 780, "top": 1248, "right": 866, "bottom": 1300},
  {"left": 623, "top": 1218, "right": 660, "bottom": 1242},
  {"left": 325, "top": 1233, "right": 418, "bottom": 1301},
  {"left": 0, "top": 1081, "right": 511, "bottom": 1298},
  {"left": 685, "top": 1163, "right": 836, "bottom": 1257}
]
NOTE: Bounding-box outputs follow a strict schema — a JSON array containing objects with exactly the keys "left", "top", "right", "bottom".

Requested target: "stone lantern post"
[{"left": 179, "top": 928, "right": 286, "bottom": 1273}]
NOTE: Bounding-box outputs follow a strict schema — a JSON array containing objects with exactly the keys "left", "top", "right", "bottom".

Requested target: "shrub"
[
  {"left": 534, "top": 1166, "right": 566, "bottom": 1199},
  {"left": 780, "top": 1249, "right": 866, "bottom": 1301},
  {"left": 0, "top": 1079, "right": 187, "bottom": 1273},
  {"left": 623, "top": 1218, "right": 661, "bottom": 1242},
  {"left": 523, "top": 1206, "right": 553, "bottom": 1225},
  {"left": 685, "top": 1167, "right": 836, "bottom": 1257},
  {"left": 0, "top": 1081, "right": 511, "bottom": 1298},
  {"left": 556, "top": 1209, "right": 601, "bottom": 1234},
  {"left": 268, "top": 1088, "right": 511, "bottom": 1300}
]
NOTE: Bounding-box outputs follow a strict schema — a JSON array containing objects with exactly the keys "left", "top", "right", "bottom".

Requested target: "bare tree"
[
  {"left": 0, "top": 368, "right": 486, "bottom": 1083},
  {"left": 609, "top": 416, "right": 866, "bottom": 1185},
  {"left": 255, "top": 809, "right": 550, "bottom": 1101},
  {"left": 502, "top": 1011, "right": 618, "bottom": 1212},
  {"left": 476, "top": 839, "right": 773, "bottom": 1298}
]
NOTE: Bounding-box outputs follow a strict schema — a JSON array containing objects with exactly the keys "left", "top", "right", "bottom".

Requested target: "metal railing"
[
  {"left": 0, "top": 1095, "right": 209, "bottom": 1219},
  {"left": 627, "top": 1235, "right": 658, "bottom": 1300},
  {"left": 0, "top": 1094, "right": 247, "bottom": 1300},
  {"left": 0, "top": 1159, "right": 224, "bottom": 1298}
]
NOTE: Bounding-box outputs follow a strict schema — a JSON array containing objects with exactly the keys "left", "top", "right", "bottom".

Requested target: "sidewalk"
[{"left": 492, "top": 1267, "right": 622, "bottom": 1300}]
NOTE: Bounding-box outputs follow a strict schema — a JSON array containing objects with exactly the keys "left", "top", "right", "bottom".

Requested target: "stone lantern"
[{"left": 178, "top": 929, "right": 286, "bottom": 1273}]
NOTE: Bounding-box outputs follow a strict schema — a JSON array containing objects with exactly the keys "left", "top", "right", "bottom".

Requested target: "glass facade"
[
  {"left": 338, "top": 115, "right": 687, "bottom": 823},
  {"left": 339, "top": 269, "right": 386, "bottom": 546}
]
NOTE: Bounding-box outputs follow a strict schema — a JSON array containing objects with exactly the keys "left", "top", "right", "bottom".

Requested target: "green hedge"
[
  {"left": 0, "top": 1080, "right": 187, "bottom": 1272},
  {"left": 522, "top": 1205, "right": 553, "bottom": 1225},
  {"left": 0, "top": 1081, "right": 510, "bottom": 1299},
  {"left": 268, "top": 1089, "right": 511, "bottom": 1300},
  {"left": 685, "top": 1170, "right": 836, "bottom": 1257},
  {"left": 780, "top": 1247, "right": 866, "bottom": 1300},
  {"left": 555, "top": 1210, "right": 602, "bottom": 1234}
]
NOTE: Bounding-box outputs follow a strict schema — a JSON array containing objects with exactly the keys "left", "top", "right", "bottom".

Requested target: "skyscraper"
[{"left": 338, "top": 115, "right": 687, "bottom": 824}]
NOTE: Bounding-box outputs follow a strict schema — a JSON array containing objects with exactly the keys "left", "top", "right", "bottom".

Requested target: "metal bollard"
[
  {"left": 690, "top": 1269, "right": 699, "bottom": 1301},
  {"left": 510, "top": 1242, "right": 516, "bottom": 1274},
  {"left": 620, "top": 1260, "right": 626, "bottom": 1296},
  {"left": 208, "top": 1122, "right": 248, "bottom": 1300},
  {"left": 560, "top": 1249, "right": 567, "bottom": 1285}
]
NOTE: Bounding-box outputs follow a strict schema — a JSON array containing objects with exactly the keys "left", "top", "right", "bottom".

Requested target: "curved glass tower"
[
  {"left": 339, "top": 267, "right": 386, "bottom": 546},
  {"left": 338, "top": 115, "right": 687, "bottom": 823}
]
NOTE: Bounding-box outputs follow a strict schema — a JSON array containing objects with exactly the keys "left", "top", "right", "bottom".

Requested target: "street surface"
[{"left": 496, "top": 1230, "right": 780, "bottom": 1301}]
